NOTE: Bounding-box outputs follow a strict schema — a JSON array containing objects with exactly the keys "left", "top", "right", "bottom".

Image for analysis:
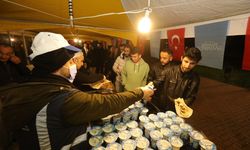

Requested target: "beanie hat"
[{"left": 30, "top": 32, "right": 81, "bottom": 73}]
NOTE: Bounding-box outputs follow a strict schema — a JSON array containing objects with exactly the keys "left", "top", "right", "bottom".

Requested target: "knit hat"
[{"left": 30, "top": 32, "right": 81, "bottom": 73}]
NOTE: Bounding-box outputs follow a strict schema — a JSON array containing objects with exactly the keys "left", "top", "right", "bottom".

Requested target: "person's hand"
[
  {"left": 139, "top": 84, "right": 155, "bottom": 102},
  {"left": 10, "top": 55, "right": 21, "bottom": 64},
  {"left": 147, "top": 81, "right": 155, "bottom": 89}
]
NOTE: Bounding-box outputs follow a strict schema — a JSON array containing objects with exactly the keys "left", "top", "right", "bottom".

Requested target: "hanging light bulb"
[
  {"left": 73, "top": 38, "right": 78, "bottom": 43},
  {"left": 138, "top": 8, "right": 152, "bottom": 33}
]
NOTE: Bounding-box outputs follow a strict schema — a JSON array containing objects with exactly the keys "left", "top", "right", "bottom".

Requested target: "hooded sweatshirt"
[{"left": 122, "top": 58, "right": 149, "bottom": 91}]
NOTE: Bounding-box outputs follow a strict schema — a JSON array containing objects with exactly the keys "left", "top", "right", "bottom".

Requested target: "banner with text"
[
  {"left": 150, "top": 31, "right": 161, "bottom": 58},
  {"left": 167, "top": 28, "right": 185, "bottom": 61},
  {"left": 195, "top": 21, "right": 228, "bottom": 69},
  {"left": 242, "top": 17, "right": 250, "bottom": 70}
]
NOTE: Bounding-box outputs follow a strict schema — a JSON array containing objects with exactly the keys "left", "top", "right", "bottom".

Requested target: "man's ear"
[
  {"left": 181, "top": 56, "right": 183, "bottom": 61},
  {"left": 170, "top": 56, "right": 173, "bottom": 61}
]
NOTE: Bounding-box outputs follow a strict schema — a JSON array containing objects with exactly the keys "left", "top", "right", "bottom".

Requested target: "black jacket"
[
  {"left": 153, "top": 64, "right": 200, "bottom": 112},
  {"left": 148, "top": 61, "right": 172, "bottom": 82},
  {"left": 0, "top": 61, "right": 31, "bottom": 86},
  {"left": 0, "top": 74, "right": 143, "bottom": 149}
]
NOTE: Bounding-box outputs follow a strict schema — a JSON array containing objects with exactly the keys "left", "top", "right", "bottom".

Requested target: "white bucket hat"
[{"left": 29, "top": 32, "right": 80, "bottom": 60}]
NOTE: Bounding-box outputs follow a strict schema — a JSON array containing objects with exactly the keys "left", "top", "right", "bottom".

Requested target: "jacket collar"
[{"left": 30, "top": 74, "right": 73, "bottom": 86}]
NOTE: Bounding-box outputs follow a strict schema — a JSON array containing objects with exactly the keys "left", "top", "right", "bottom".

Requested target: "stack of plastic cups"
[
  {"left": 89, "top": 126, "right": 103, "bottom": 137},
  {"left": 157, "top": 112, "right": 168, "bottom": 120},
  {"left": 115, "top": 122, "right": 127, "bottom": 132},
  {"left": 112, "top": 113, "right": 122, "bottom": 124},
  {"left": 103, "top": 132, "right": 118, "bottom": 147},
  {"left": 101, "top": 115, "right": 112, "bottom": 125},
  {"left": 189, "top": 130, "right": 204, "bottom": 149},
  {"left": 138, "top": 115, "right": 150, "bottom": 129},
  {"left": 130, "top": 108, "right": 139, "bottom": 121},
  {"left": 122, "top": 108, "right": 132, "bottom": 123},
  {"left": 179, "top": 123, "right": 193, "bottom": 146},
  {"left": 106, "top": 142, "right": 122, "bottom": 150},
  {"left": 169, "top": 136, "right": 183, "bottom": 150},
  {"left": 140, "top": 107, "right": 149, "bottom": 116},
  {"left": 160, "top": 127, "right": 174, "bottom": 140},
  {"left": 163, "top": 118, "right": 173, "bottom": 128},
  {"left": 126, "top": 120, "right": 138, "bottom": 130},
  {"left": 118, "top": 130, "right": 131, "bottom": 142},
  {"left": 199, "top": 139, "right": 217, "bottom": 150},
  {"left": 172, "top": 116, "right": 185, "bottom": 125},
  {"left": 130, "top": 127, "right": 143, "bottom": 139},
  {"left": 156, "top": 139, "right": 172, "bottom": 150},
  {"left": 102, "top": 124, "right": 115, "bottom": 135},
  {"left": 154, "top": 121, "right": 166, "bottom": 130},
  {"left": 149, "top": 130, "right": 163, "bottom": 149},
  {"left": 135, "top": 101, "right": 144, "bottom": 113},
  {"left": 136, "top": 137, "right": 150, "bottom": 150},
  {"left": 165, "top": 111, "right": 177, "bottom": 118},
  {"left": 122, "top": 139, "right": 137, "bottom": 150},
  {"left": 170, "top": 124, "right": 182, "bottom": 137},
  {"left": 91, "top": 146, "right": 105, "bottom": 150},
  {"left": 148, "top": 114, "right": 159, "bottom": 122},
  {"left": 143, "top": 122, "right": 156, "bottom": 139},
  {"left": 89, "top": 136, "right": 104, "bottom": 149}
]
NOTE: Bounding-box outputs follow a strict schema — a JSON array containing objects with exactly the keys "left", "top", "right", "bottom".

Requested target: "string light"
[
  {"left": 10, "top": 38, "right": 15, "bottom": 42},
  {"left": 138, "top": 8, "right": 152, "bottom": 33},
  {"left": 138, "top": 0, "right": 152, "bottom": 33}
]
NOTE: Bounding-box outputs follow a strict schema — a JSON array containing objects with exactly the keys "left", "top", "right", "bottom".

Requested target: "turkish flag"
[
  {"left": 167, "top": 28, "right": 185, "bottom": 61},
  {"left": 242, "top": 17, "right": 250, "bottom": 70}
]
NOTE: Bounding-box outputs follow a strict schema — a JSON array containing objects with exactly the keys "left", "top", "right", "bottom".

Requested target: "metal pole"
[
  {"left": 22, "top": 33, "right": 30, "bottom": 65},
  {"left": 68, "top": 0, "right": 74, "bottom": 28}
]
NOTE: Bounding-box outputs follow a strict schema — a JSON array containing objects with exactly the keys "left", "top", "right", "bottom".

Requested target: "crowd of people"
[{"left": 0, "top": 32, "right": 202, "bottom": 150}]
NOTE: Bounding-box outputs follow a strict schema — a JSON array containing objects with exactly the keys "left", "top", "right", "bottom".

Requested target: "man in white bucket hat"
[{"left": 0, "top": 32, "right": 154, "bottom": 150}]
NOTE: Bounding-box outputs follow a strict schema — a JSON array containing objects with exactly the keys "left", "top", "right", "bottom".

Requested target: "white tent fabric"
[{"left": 122, "top": 0, "right": 250, "bottom": 30}]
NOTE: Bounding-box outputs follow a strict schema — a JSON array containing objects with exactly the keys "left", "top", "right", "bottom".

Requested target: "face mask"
[{"left": 68, "top": 64, "right": 77, "bottom": 83}]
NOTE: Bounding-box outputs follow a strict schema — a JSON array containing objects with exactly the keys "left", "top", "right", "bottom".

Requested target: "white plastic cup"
[
  {"left": 165, "top": 111, "right": 177, "bottom": 118},
  {"left": 140, "top": 108, "right": 149, "bottom": 116},
  {"left": 102, "top": 124, "right": 114, "bottom": 134},
  {"left": 150, "top": 130, "right": 163, "bottom": 149},
  {"left": 115, "top": 122, "right": 127, "bottom": 131},
  {"left": 148, "top": 114, "right": 159, "bottom": 122},
  {"left": 139, "top": 115, "right": 150, "bottom": 129},
  {"left": 143, "top": 122, "right": 156, "bottom": 139},
  {"left": 106, "top": 142, "right": 122, "bottom": 150},
  {"left": 130, "top": 128, "right": 143, "bottom": 139},
  {"left": 126, "top": 120, "right": 138, "bottom": 129},
  {"left": 199, "top": 139, "right": 217, "bottom": 150},
  {"left": 136, "top": 137, "right": 150, "bottom": 150},
  {"left": 170, "top": 125, "right": 182, "bottom": 137},
  {"left": 163, "top": 118, "right": 173, "bottom": 128},
  {"left": 160, "top": 127, "right": 174, "bottom": 139},
  {"left": 103, "top": 132, "right": 118, "bottom": 144},
  {"left": 169, "top": 136, "right": 183, "bottom": 150},
  {"left": 156, "top": 139, "right": 172, "bottom": 150},
  {"left": 122, "top": 139, "right": 136, "bottom": 150},
  {"left": 118, "top": 130, "right": 131, "bottom": 141},
  {"left": 89, "top": 136, "right": 103, "bottom": 148},
  {"left": 189, "top": 130, "right": 204, "bottom": 149},
  {"left": 89, "top": 126, "right": 103, "bottom": 136}
]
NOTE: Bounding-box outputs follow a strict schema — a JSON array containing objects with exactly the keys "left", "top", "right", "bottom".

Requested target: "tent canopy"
[{"left": 1, "top": 0, "right": 250, "bottom": 44}]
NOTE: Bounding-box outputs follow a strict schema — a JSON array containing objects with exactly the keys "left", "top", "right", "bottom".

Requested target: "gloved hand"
[{"left": 139, "top": 82, "right": 155, "bottom": 102}]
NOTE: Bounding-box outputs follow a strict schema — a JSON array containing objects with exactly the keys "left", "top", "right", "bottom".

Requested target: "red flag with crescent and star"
[
  {"left": 167, "top": 28, "right": 185, "bottom": 61},
  {"left": 242, "top": 17, "right": 250, "bottom": 70}
]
